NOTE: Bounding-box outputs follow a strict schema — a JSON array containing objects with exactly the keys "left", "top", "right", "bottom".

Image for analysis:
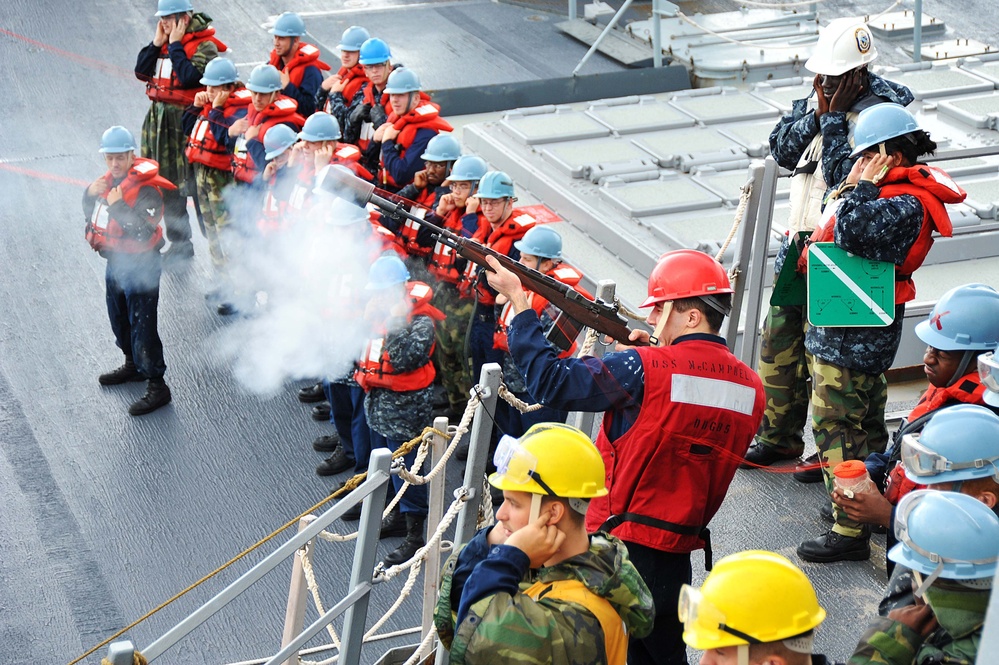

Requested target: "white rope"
[
  {"left": 361, "top": 489, "right": 471, "bottom": 641},
  {"left": 299, "top": 548, "right": 342, "bottom": 649},
  {"left": 497, "top": 384, "right": 545, "bottom": 413},
  {"left": 376, "top": 488, "right": 471, "bottom": 581},
  {"left": 477, "top": 474, "right": 496, "bottom": 530},
  {"left": 401, "top": 626, "right": 439, "bottom": 665},
  {"left": 577, "top": 326, "right": 601, "bottom": 358},
  {"left": 317, "top": 391, "right": 482, "bottom": 543},
  {"left": 715, "top": 179, "right": 753, "bottom": 262}
]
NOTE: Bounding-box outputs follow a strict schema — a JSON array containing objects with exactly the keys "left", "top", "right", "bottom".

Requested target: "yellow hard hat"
[
  {"left": 679, "top": 550, "right": 826, "bottom": 650},
  {"left": 488, "top": 423, "right": 608, "bottom": 499}
]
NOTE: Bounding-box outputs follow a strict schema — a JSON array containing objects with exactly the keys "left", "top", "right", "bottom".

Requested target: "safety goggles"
[
  {"left": 979, "top": 352, "right": 999, "bottom": 393},
  {"left": 677, "top": 584, "right": 761, "bottom": 645},
  {"left": 900, "top": 433, "right": 999, "bottom": 478},
  {"left": 493, "top": 435, "right": 557, "bottom": 497},
  {"left": 895, "top": 492, "right": 999, "bottom": 597}
]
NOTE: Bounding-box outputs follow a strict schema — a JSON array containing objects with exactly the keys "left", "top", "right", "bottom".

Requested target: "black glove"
[
  {"left": 370, "top": 102, "right": 388, "bottom": 129},
  {"left": 348, "top": 102, "right": 371, "bottom": 128}
]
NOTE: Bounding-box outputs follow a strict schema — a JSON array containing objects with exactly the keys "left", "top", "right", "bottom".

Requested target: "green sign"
[
  {"left": 770, "top": 231, "right": 811, "bottom": 307},
  {"left": 807, "top": 242, "right": 895, "bottom": 327}
]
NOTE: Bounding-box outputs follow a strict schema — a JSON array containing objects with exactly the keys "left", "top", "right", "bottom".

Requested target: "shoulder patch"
[{"left": 133, "top": 161, "right": 157, "bottom": 175}]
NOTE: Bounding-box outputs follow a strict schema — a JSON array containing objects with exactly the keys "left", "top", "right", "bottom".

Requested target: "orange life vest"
[
  {"left": 397, "top": 191, "right": 440, "bottom": 257},
  {"left": 802, "top": 164, "right": 964, "bottom": 304},
  {"left": 494, "top": 263, "right": 589, "bottom": 358},
  {"left": 268, "top": 42, "right": 331, "bottom": 87},
  {"left": 145, "top": 28, "right": 228, "bottom": 106},
  {"left": 523, "top": 578, "right": 628, "bottom": 665},
  {"left": 324, "top": 64, "right": 368, "bottom": 114},
  {"left": 459, "top": 209, "right": 537, "bottom": 304},
  {"left": 358, "top": 84, "right": 392, "bottom": 152},
  {"left": 231, "top": 96, "right": 305, "bottom": 183},
  {"left": 427, "top": 208, "right": 469, "bottom": 285},
  {"left": 87, "top": 158, "right": 176, "bottom": 253},
  {"left": 377, "top": 103, "right": 453, "bottom": 189},
  {"left": 354, "top": 281, "right": 445, "bottom": 391},
  {"left": 185, "top": 88, "right": 251, "bottom": 171}
]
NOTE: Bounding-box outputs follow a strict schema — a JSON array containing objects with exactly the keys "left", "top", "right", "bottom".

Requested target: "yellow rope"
[
  {"left": 100, "top": 653, "right": 148, "bottom": 665},
  {"left": 70, "top": 428, "right": 446, "bottom": 665}
]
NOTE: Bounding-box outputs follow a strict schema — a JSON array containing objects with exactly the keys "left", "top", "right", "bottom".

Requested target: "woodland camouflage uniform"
[{"left": 435, "top": 529, "right": 654, "bottom": 665}]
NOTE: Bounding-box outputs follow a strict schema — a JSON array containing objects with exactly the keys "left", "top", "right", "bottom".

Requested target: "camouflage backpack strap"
[{"left": 524, "top": 578, "right": 627, "bottom": 665}]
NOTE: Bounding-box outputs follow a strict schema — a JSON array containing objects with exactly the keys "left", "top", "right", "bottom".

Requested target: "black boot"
[
  {"left": 739, "top": 442, "right": 800, "bottom": 468},
  {"left": 129, "top": 378, "right": 172, "bottom": 416},
  {"left": 298, "top": 382, "right": 326, "bottom": 403},
  {"left": 378, "top": 507, "right": 407, "bottom": 539},
  {"left": 99, "top": 357, "right": 144, "bottom": 386},
  {"left": 383, "top": 514, "right": 426, "bottom": 565},
  {"left": 316, "top": 447, "right": 353, "bottom": 476},
  {"left": 797, "top": 530, "right": 870, "bottom": 563}
]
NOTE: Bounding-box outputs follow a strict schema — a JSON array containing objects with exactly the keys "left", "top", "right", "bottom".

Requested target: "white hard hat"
[{"left": 805, "top": 18, "right": 878, "bottom": 76}]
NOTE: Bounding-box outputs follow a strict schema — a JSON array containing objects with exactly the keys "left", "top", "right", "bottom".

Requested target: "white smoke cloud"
[{"left": 210, "top": 182, "right": 388, "bottom": 396}]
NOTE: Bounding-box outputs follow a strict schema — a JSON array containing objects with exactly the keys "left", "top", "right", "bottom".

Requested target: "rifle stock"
[{"left": 317, "top": 164, "right": 645, "bottom": 347}]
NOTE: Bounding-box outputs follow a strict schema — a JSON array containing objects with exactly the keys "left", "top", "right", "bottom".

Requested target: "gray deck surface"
[{"left": 0, "top": 1, "right": 992, "bottom": 664}]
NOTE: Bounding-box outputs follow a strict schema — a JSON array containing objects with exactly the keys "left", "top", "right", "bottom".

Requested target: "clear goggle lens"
[
  {"left": 979, "top": 352, "right": 999, "bottom": 393},
  {"left": 493, "top": 434, "right": 538, "bottom": 486},
  {"left": 900, "top": 433, "right": 944, "bottom": 477}
]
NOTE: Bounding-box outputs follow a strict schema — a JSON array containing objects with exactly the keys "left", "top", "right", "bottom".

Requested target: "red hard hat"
[{"left": 641, "top": 249, "right": 733, "bottom": 310}]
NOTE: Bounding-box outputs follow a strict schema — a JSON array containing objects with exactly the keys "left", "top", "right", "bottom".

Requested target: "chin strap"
[{"left": 648, "top": 302, "right": 673, "bottom": 346}]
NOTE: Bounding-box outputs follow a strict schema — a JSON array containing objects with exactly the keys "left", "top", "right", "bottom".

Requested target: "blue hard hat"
[
  {"left": 366, "top": 254, "right": 410, "bottom": 290},
  {"left": 246, "top": 64, "right": 283, "bottom": 93},
  {"left": 915, "top": 283, "right": 999, "bottom": 352},
  {"left": 299, "top": 112, "right": 341, "bottom": 142},
  {"left": 420, "top": 134, "right": 461, "bottom": 162},
  {"left": 358, "top": 38, "right": 391, "bottom": 65},
  {"left": 890, "top": 490, "right": 999, "bottom": 582},
  {"left": 851, "top": 103, "right": 921, "bottom": 157},
  {"left": 901, "top": 404, "right": 999, "bottom": 484},
  {"left": 99, "top": 126, "right": 137, "bottom": 153},
  {"left": 383, "top": 67, "right": 421, "bottom": 94},
  {"left": 477, "top": 171, "right": 515, "bottom": 199},
  {"left": 323, "top": 196, "right": 369, "bottom": 227},
  {"left": 200, "top": 57, "right": 238, "bottom": 86},
  {"left": 338, "top": 26, "right": 370, "bottom": 52},
  {"left": 447, "top": 155, "right": 488, "bottom": 183},
  {"left": 270, "top": 12, "right": 306, "bottom": 37},
  {"left": 264, "top": 124, "right": 298, "bottom": 160},
  {"left": 155, "top": 0, "right": 193, "bottom": 16},
  {"left": 514, "top": 225, "right": 562, "bottom": 260}
]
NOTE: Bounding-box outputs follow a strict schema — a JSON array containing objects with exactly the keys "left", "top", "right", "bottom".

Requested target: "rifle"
[{"left": 319, "top": 165, "right": 645, "bottom": 347}]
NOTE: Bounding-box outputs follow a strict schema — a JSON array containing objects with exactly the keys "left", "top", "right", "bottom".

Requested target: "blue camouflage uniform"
[{"left": 756, "top": 73, "right": 914, "bottom": 457}]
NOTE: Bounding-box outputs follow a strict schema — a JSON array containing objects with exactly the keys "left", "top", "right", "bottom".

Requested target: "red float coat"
[
  {"left": 185, "top": 88, "right": 252, "bottom": 171},
  {"left": 376, "top": 103, "right": 453, "bottom": 189},
  {"left": 459, "top": 209, "right": 536, "bottom": 304},
  {"left": 427, "top": 207, "right": 470, "bottom": 285},
  {"left": 86, "top": 158, "right": 176, "bottom": 253},
  {"left": 587, "top": 338, "right": 765, "bottom": 559},
  {"left": 324, "top": 64, "right": 368, "bottom": 114},
  {"left": 396, "top": 194, "right": 438, "bottom": 258},
  {"left": 145, "top": 28, "right": 227, "bottom": 106},
  {"left": 802, "top": 165, "right": 965, "bottom": 304},
  {"left": 494, "top": 263, "right": 591, "bottom": 358},
  {"left": 268, "top": 42, "right": 331, "bottom": 86},
  {"left": 231, "top": 96, "right": 306, "bottom": 184},
  {"left": 354, "top": 281, "right": 446, "bottom": 391}
]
